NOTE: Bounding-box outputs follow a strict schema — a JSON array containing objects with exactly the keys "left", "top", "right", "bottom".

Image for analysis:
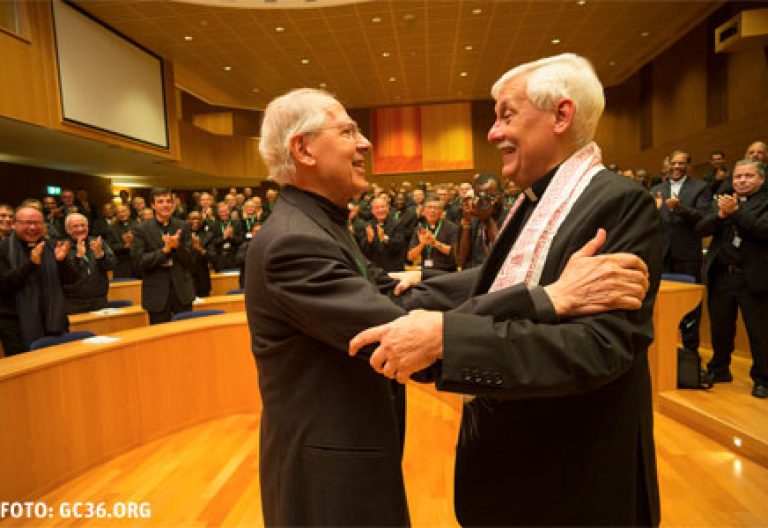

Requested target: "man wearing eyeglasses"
[
  {"left": 0, "top": 206, "right": 78, "bottom": 356},
  {"left": 246, "top": 87, "right": 651, "bottom": 527}
]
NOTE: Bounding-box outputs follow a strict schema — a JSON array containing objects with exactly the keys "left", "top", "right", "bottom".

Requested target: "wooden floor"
[
  {"left": 7, "top": 383, "right": 768, "bottom": 528},
  {"left": 659, "top": 350, "right": 768, "bottom": 467}
]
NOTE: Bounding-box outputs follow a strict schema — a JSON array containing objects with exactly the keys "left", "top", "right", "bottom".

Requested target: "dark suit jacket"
[
  {"left": 356, "top": 215, "right": 406, "bottom": 272},
  {"left": 651, "top": 177, "right": 711, "bottom": 261},
  {"left": 245, "top": 186, "right": 534, "bottom": 526},
  {"left": 434, "top": 170, "right": 663, "bottom": 526},
  {"left": 697, "top": 190, "right": 768, "bottom": 292},
  {"left": 131, "top": 218, "right": 195, "bottom": 312}
]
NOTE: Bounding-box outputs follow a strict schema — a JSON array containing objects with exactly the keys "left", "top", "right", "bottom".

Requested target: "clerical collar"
[
  {"left": 286, "top": 185, "right": 349, "bottom": 226},
  {"left": 522, "top": 165, "right": 559, "bottom": 202}
]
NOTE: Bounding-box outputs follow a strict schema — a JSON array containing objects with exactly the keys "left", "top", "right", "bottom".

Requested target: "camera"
[{"left": 475, "top": 192, "right": 494, "bottom": 210}]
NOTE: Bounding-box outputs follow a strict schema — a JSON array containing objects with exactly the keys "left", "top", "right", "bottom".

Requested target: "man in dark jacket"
[
  {"left": 131, "top": 188, "right": 196, "bottom": 324},
  {"left": 62, "top": 213, "right": 116, "bottom": 314},
  {"left": 0, "top": 206, "right": 77, "bottom": 355},
  {"left": 697, "top": 159, "right": 768, "bottom": 398},
  {"left": 248, "top": 86, "right": 651, "bottom": 527}
]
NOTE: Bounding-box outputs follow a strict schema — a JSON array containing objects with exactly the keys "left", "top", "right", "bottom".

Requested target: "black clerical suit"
[
  {"left": 245, "top": 186, "right": 537, "bottom": 526},
  {"left": 357, "top": 214, "right": 406, "bottom": 272},
  {"left": 131, "top": 218, "right": 196, "bottom": 324},
  {"left": 210, "top": 219, "right": 244, "bottom": 272},
  {"left": 432, "top": 168, "right": 662, "bottom": 526},
  {"left": 0, "top": 235, "right": 79, "bottom": 354},
  {"left": 107, "top": 219, "right": 137, "bottom": 278},
  {"left": 697, "top": 190, "right": 768, "bottom": 386},
  {"left": 651, "top": 176, "right": 711, "bottom": 352},
  {"left": 62, "top": 236, "right": 117, "bottom": 314},
  {"left": 407, "top": 219, "right": 459, "bottom": 272}
]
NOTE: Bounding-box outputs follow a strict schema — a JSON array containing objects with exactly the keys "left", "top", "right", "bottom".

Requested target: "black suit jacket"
[
  {"left": 697, "top": 190, "right": 768, "bottom": 292},
  {"left": 433, "top": 170, "right": 663, "bottom": 526},
  {"left": 356, "top": 215, "right": 406, "bottom": 272},
  {"left": 131, "top": 218, "right": 195, "bottom": 312},
  {"left": 651, "top": 177, "right": 711, "bottom": 261},
  {"left": 245, "top": 186, "right": 539, "bottom": 526}
]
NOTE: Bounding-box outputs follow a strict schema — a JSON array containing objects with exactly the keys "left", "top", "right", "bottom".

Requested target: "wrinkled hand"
[
  {"left": 29, "top": 241, "right": 45, "bottom": 265},
  {"left": 365, "top": 224, "right": 375, "bottom": 243},
  {"left": 376, "top": 224, "right": 385, "bottom": 240},
  {"left": 543, "top": 228, "right": 649, "bottom": 316},
  {"left": 717, "top": 193, "right": 738, "bottom": 218},
  {"left": 654, "top": 191, "right": 663, "bottom": 210},
  {"left": 89, "top": 236, "right": 104, "bottom": 258},
  {"left": 54, "top": 240, "right": 70, "bottom": 262},
  {"left": 388, "top": 270, "right": 422, "bottom": 296},
  {"left": 349, "top": 309, "right": 443, "bottom": 384},
  {"left": 76, "top": 237, "right": 86, "bottom": 259},
  {"left": 191, "top": 233, "right": 203, "bottom": 252},
  {"left": 223, "top": 225, "right": 233, "bottom": 240},
  {"left": 665, "top": 196, "right": 680, "bottom": 212}
]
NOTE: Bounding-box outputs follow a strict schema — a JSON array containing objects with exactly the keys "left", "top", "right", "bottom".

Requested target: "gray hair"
[
  {"left": 259, "top": 88, "right": 341, "bottom": 186},
  {"left": 491, "top": 53, "right": 605, "bottom": 148},
  {"left": 734, "top": 158, "right": 766, "bottom": 177},
  {"left": 64, "top": 212, "right": 88, "bottom": 229}
]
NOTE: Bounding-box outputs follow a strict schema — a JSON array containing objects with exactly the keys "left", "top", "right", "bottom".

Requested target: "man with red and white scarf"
[{"left": 352, "top": 53, "right": 662, "bottom": 526}]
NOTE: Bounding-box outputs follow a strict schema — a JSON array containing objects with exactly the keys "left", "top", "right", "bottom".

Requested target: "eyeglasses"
[
  {"left": 15, "top": 220, "right": 44, "bottom": 227},
  {"left": 309, "top": 121, "right": 363, "bottom": 140}
]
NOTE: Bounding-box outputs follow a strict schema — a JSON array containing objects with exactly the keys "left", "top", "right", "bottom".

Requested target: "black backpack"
[{"left": 677, "top": 347, "right": 713, "bottom": 390}]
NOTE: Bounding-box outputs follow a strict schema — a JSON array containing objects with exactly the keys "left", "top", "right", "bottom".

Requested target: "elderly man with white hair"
[
  {"left": 246, "top": 82, "right": 652, "bottom": 526},
  {"left": 62, "top": 212, "right": 116, "bottom": 315},
  {"left": 351, "top": 53, "right": 662, "bottom": 526}
]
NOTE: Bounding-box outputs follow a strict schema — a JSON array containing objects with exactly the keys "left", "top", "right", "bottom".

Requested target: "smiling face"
[
  {"left": 151, "top": 194, "right": 173, "bottom": 222},
  {"left": 732, "top": 162, "right": 765, "bottom": 197},
  {"left": 300, "top": 103, "right": 372, "bottom": 206},
  {"left": 65, "top": 214, "right": 89, "bottom": 240},
  {"left": 487, "top": 74, "right": 559, "bottom": 189},
  {"left": 669, "top": 152, "right": 689, "bottom": 182}
]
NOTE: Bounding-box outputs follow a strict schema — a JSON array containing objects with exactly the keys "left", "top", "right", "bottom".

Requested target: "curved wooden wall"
[{"left": 0, "top": 313, "right": 259, "bottom": 502}]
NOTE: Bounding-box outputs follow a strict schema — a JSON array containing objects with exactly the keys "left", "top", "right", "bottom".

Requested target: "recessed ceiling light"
[
  {"left": 576, "top": 0, "right": 586, "bottom": 5},
  {"left": 300, "top": 58, "right": 310, "bottom": 65},
  {"left": 382, "top": 51, "right": 391, "bottom": 57},
  {"left": 609, "top": 61, "right": 616, "bottom": 66},
  {"left": 223, "top": 65, "right": 232, "bottom": 71},
  {"left": 403, "top": 13, "right": 416, "bottom": 21},
  {"left": 389, "top": 76, "right": 397, "bottom": 82},
  {"left": 319, "top": 82, "right": 327, "bottom": 88},
  {"left": 184, "top": 35, "right": 194, "bottom": 41},
  {"left": 472, "top": 8, "right": 482, "bottom": 15},
  {"left": 252, "top": 87, "right": 260, "bottom": 93},
  {"left": 459, "top": 71, "right": 468, "bottom": 77},
  {"left": 551, "top": 38, "right": 561, "bottom": 45},
  {"left": 395, "top": 95, "right": 401, "bottom": 100},
  {"left": 464, "top": 44, "right": 473, "bottom": 51},
  {"left": 372, "top": 16, "right": 382, "bottom": 23},
  {"left": 640, "top": 31, "right": 650, "bottom": 37},
  {"left": 275, "top": 26, "right": 285, "bottom": 32}
]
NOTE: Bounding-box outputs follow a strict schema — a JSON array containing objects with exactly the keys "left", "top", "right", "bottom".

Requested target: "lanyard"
[{"left": 423, "top": 220, "right": 442, "bottom": 258}]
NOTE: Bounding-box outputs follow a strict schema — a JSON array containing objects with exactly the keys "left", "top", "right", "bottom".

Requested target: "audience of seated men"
[
  {"left": 356, "top": 195, "right": 406, "bottom": 272},
  {"left": 62, "top": 213, "right": 116, "bottom": 315},
  {"left": 0, "top": 206, "right": 77, "bottom": 355},
  {"left": 406, "top": 194, "right": 458, "bottom": 272}
]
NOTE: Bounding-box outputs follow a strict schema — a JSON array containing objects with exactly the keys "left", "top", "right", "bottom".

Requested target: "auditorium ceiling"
[{"left": 76, "top": 0, "right": 723, "bottom": 110}]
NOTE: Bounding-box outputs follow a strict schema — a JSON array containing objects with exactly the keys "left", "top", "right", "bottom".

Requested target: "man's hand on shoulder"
[{"left": 544, "top": 228, "right": 649, "bottom": 317}]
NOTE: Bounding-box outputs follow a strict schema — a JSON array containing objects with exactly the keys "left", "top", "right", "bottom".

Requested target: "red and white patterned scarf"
[{"left": 489, "top": 142, "right": 604, "bottom": 292}]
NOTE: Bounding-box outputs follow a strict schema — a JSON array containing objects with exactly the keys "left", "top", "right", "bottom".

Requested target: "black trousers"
[
  {"left": 663, "top": 256, "right": 702, "bottom": 351},
  {"left": 707, "top": 267, "right": 768, "bottom": 385},
  {"left": 0, "top": 316, "right": 27, "bottom": 356},
  {"left": 148, "top": 281, "right": 192, "bottom": 325}
]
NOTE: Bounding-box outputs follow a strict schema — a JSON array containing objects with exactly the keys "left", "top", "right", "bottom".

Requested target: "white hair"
[
  {"left": 491, "top": 53, "right": 605, "bottom": 148},
  {"left": 259, "top": 88, "right": 340, "bottom": 186},
  {"left": 64, "top": 212, "right": 88, "bottom": 230}
]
